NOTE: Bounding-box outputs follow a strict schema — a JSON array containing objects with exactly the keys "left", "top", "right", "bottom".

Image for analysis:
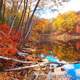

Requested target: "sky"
[{"left": 36, "top": 0, "right": 80, "bottom": 19}]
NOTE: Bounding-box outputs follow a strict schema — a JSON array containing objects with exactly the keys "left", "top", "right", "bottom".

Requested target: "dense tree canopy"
[{"left": 52, "top": 12, "right": 78, "bottom": 32}]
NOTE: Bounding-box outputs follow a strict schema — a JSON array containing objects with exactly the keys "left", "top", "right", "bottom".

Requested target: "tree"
[
  {"left": 52, "top": 11, "right": 78, "bottom": 32},
  {"left": 0, "top": 0, "right": 3, "bottom": 23},
  {"left": 0, "top": 0, "right": 3, "bottom": 16},
  {"left": 0, "top": 0, "right": 71, "bottom": 70},
  {"left": 8, "top": 0, "right": 70, "bottom": 50},
  {"left": 0, "top": 0, "right": 70, "bottom": 50}
]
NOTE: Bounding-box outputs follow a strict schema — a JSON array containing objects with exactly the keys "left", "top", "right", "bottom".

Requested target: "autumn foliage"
[
  {"left": 52, "top": 12, "right": 78, "bottom": 32},
  {"left": 0, "top": 24, "right": 20, "bottom": 58},
  {"left": 0, "top": 11, "right": 80, "bottom": 67}
]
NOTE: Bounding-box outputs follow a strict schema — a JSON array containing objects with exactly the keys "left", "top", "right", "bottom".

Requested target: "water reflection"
[
  {"left": 29, "top": 32, "right": 80, "bottom": 62},
  {"left": 53, "top": 39, "right": 80, "bottom": 62}
]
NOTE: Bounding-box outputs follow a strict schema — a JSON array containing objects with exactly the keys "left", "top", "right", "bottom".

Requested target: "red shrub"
[
  {"left": 0, "top": 24, "right": 10, "bottom": 33},
  {"left": 0, "top": 24, "right": 19, "bottom": 57}
]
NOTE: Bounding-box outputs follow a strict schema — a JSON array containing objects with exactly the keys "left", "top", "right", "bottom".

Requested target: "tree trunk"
[
  {"left": 18, "top": 0, "right": 41, "bottom": 50},
  {"left": 0, "top": 0, "right": 3, "bottom": 19}
]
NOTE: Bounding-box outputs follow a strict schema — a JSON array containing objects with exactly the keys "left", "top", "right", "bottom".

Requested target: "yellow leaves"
[
  {"left": 52, "top": 11, "right": 78, "bottom": 31},
  {"left": 63, "top": 12, "right": 77, "bottom": 29},
  {"left": 53, "top": 15, "right": 65, "bottom": 31}
]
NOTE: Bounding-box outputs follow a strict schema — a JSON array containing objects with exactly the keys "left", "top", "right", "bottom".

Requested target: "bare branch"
[
  {"left": 4, "top": 62, "right": 48, "bottom": 71},
  {"left": 19, "top": 0, "right": 41, "bottom": 48},
  {"left": 24, "top": 0, "right": 41, "bottom": 40},
  {"left": 8, "top": 0, "right": 23, "bottom": 34},
  {"left": 0, "top": 56, "right": 32, "bottom": 64},
  {"left": 17, "top": 0, "right": 28, "bottom": 31},
  {"left": 19, "top": 0, "right": 31, "bottom": 45}
]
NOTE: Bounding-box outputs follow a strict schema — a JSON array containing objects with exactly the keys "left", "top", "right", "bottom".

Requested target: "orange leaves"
[
  {"left": 56, "top": 52, "right": 63, "bottom": 59},
  {"left": 7, "top": 48, "right": 17, "bottom": 56},
  {"left": 0, "top": 24, "right": 19, "bottom": 68},
  {"left": 10, "top": 32, "right": 21, "bottom": 43},
  {"left": 0, "top": 24, "right": 10, "bottom": 33},
  {"left": 33, "top": 19, "right": 49, "bottom": 33},
  {"left": 0, "top": 48, "right": 17, "bottom": 57},
  {"left": 0, "top": 24, "right": 19, "bottom": 57},
  {"left": 76, "top": 41, "right": 80, "bottom": 50},
  {"left": 0, "top": 24, "right": 20, "bottom": 43},
  {"left": 35, "top": 19, "right": 49, "bottom": 27},
  {"left": 26, "top": 55, "right": 40, "bottom": 62}
]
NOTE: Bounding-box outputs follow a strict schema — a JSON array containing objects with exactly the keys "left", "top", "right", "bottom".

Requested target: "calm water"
[{"left": 53, "top": 39, "right": 80, "bottom": 61}]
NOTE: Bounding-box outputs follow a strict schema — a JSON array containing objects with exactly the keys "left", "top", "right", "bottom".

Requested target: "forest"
[{"left": 0, "top": 0, "right": 80, "bottom": 80}]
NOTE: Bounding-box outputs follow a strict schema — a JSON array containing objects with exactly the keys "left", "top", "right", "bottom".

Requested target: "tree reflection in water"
[{"left": 53, "top": 39, "right": 80, "bottom": 62}]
